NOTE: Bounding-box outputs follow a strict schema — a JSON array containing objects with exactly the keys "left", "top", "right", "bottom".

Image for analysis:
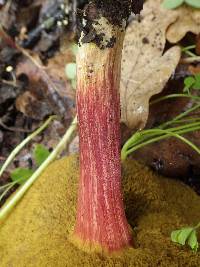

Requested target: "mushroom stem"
[{"left": 71, "top": 1, "right": 132, "bottom": 254}]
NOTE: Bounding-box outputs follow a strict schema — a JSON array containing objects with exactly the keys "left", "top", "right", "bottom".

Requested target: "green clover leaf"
[
  {"left": 183, "top": 76, "right": 196, "bottom": 93},
  {"left": 33, "top": 144, "right": 50, "bottom": 167},
  {"left": 10, "top": 168, "right": 34, "bottom": 185},
  {"left": 187, "top": 230, "right": 199, "bottom": 252},
  {"left": 171, "top": 226, "right": 199, "bottom": 252},
  {"left": 171, "top": 227, "right": 194, "bottom": 245},
  {"left": 193, "top": 74, "right": 200, "bottom": 90}
]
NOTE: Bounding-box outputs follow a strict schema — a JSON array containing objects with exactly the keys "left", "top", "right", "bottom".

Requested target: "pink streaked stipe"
[{"left": 73, "top": 59, "right": 132, "bottom": 252}]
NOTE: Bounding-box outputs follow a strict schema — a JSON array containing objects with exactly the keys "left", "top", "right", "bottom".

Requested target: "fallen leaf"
[
  {"left": 189, "top": 65, "right": 200, "bottom": 75},
  {"left": 120, "top": 0, "right": 181, "bottom": 129},
  {"left": 16, "top": 47, "right": 76, "bottom": 121},
  {"left": 15, "top": 90, "right": 52, "bottom": 120},
  {"left": 166, "top": 5, "right": 200, "bottom": 43}
]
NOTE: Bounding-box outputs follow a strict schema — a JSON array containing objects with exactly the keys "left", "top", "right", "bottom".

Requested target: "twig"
[
  {"left": 1, "top": 79, "right": 19, "bottom": 87},
  {"left": 0, "top": 119, "right": 33, "bottom": 133}
]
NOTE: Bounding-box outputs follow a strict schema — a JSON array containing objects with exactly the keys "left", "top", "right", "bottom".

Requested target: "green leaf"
[
  {"left": 10, "top": 168, "right": 34, "bottom": 185},
  {"left": 183, "top": 76, "right": 196, "bottom": 93},
  {"left": 33, "top": 144, "right": 50, "bottom": 166},
  {"left": 65, "top": 63, "right": 76, "bottom": 80},
  {"left": 162, "top": 0, "right": 184, "bottom": 9},
  {"left": 193, "top": 74, "right": 200, "bottom": 90},
  {"left": 187, "top": 230, "right": 199, "bottom": 252},
  {"left": 185, "top": 0, "right": 200, "bottom": 8},
  {"left": 171, "top": 227, "right": 194, "bottom": 245},
  {"left": 171, "top": 229, "right": 182, "bottom": 243},
  {"left": 177, "top": 228, "right": 194, "bottom": 245}
]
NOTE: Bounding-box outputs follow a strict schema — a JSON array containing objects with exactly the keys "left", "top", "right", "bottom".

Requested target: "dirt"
[
  {"left": 0, "top": 154, "right": 200, "bottom": 266},
  {"left": 78, "top": 0, "right": 132, "bottom": 50},
  {"left": 92, "top": 0, "right": 132, "bottom": 26}
]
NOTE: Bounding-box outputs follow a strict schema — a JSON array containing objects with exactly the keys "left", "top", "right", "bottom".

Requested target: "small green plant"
[
  {"left": 0, "top": 144, "right": 50, "bottom": 202},
  {"left": 162, "top": 0, "right": 200, "bottom": 9},
  {"left": 11, "top": 143, "right": 50, "bottom": 185},
  {"left": 184, "top": 74, "right": 200, "bottom": 94},
  {"left": 121, "top": 87, "right": 200, "bottom": 161},
  {"left": 0, "top": 116, "right": 56, "bottom": 178},
  {"left": 0, "top": 116, "right": 56, "bottom": 203},
  {"left": 171, "top": 223, "right": 200, "bottom": 252},
  {"left": 10, "top": 168, "right": 34, "bottom": 185},
  {"left": 182, "top": 45, "right": 196, "bottom": 57},
  {"left": 121, "top": 76, "right": 200, "bottom": 252},
  {"left": 181, "top": 44, "right": 200, "bottom": 64},
  {"left": 121, "top": 75, "right": 200, "bottom": 161},
  {"left": 0, "top": 116, "right": 77, "bottom": 222}
]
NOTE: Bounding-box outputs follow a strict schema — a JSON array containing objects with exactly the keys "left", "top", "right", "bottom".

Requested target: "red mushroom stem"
[{"left": 71, "top": 1, "right": 132, "bottom": 254}]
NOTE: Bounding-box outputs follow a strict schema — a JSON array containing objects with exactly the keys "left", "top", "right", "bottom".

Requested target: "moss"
[{"left": 0, "top": 154, "right": 200, "bottom": 266}]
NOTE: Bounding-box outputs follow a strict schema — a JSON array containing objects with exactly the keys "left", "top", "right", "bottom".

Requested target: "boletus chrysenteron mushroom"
[{"left": 71, "top": 0, "right": 140, "bottom": 254}]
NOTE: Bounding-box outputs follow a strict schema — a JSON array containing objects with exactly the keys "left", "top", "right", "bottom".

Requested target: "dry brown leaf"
[
  {"left": 15, "top": 90, "right": 52, "bottom": 120},
  {"left": 120, "top": 0, "right": 181, "bottom": 129},
  {"left": 188, "top": 65, "right": 200, "bottom": 75},
  {"left": 16, "top": 49, "right": 75, "bottom": 120},
  {"left": 166, "top": 6, "right": 200, "bottom": 43}
]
